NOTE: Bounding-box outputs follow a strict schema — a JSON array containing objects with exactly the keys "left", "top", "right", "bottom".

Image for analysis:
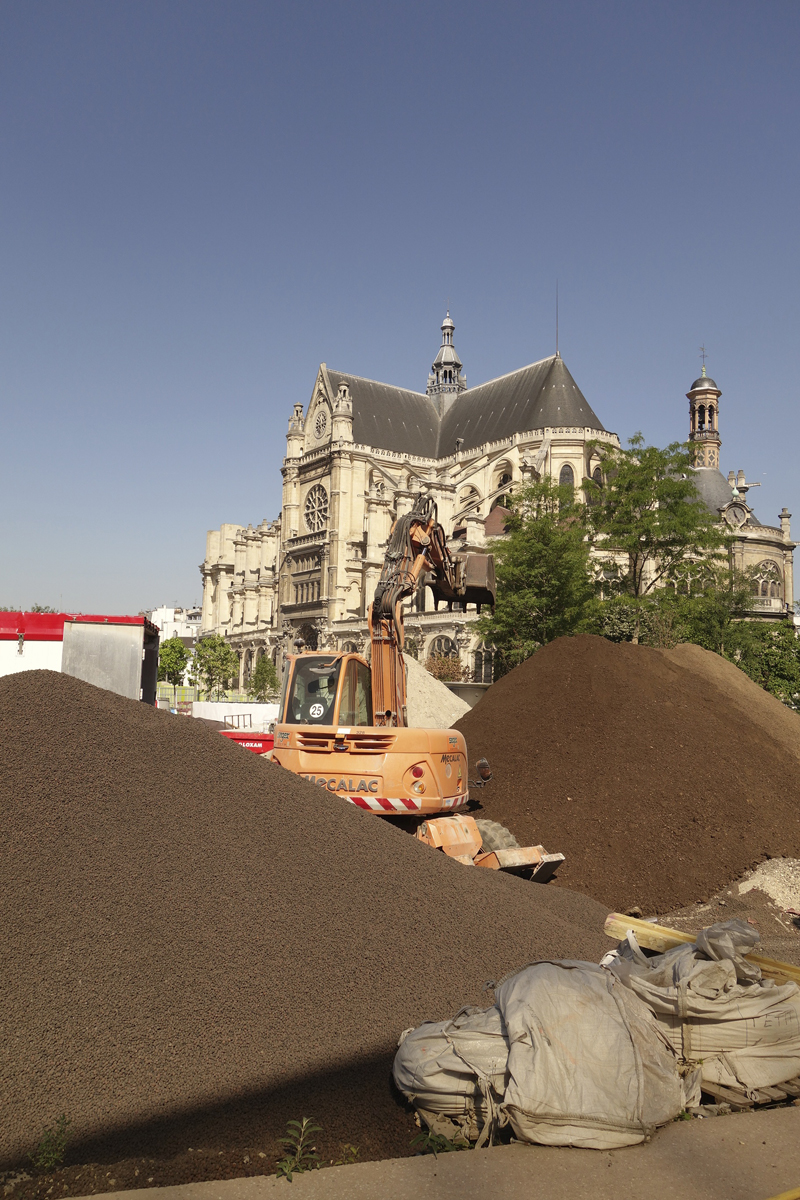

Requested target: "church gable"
[{"left": 304, "top": 372, "right": 333, "bottom": 452}]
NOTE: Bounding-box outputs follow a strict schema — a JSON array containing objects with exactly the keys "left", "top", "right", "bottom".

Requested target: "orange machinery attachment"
[{"left": 415, "top": 814, "right": 565, "bottom": 882}]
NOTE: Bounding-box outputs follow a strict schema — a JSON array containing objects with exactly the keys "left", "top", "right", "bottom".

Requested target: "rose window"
[
  {"left": 314, "top": 409, "right": 328, "bottom": 439},
  {"left": 304, "top": 485, "right": 329, "bottom": 533}
]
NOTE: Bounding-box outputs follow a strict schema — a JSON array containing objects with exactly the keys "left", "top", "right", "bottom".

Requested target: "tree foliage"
[
  {"left": 590, "top": 567, "right": 753, "bottom": 654},
  {"left": 0, "top": 604, "right": 56, "bottom": 612},
  {"left": 425, "top": 653, "right": 469, "bottom": 682},
  {"left": 190, "top": 634, "right": 240, "bottom": 698},
  {"left": 589, "top": 571, "right": 800, "bottom": 706},
  {"left": 725, "top": 622, "right": 800, "bottom": 707},
  {"left": 584, "top": 435, "right": 729, "bottom": 597},
  {"left": 476, "top": 478, "right": 595, "bottom": 675},
  {"left": 158, "top": 635, "right": 190, "bottom": 695},
  {"left": 247, "top": 653, "right": 280, "bottom": 701}
]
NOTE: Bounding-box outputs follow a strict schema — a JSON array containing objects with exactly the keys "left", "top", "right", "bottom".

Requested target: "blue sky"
[{"left": 1, "top": 0, "right": 798, "bottom": 612}]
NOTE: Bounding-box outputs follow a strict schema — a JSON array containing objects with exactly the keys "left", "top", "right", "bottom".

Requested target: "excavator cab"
[{"left": 278, "top": 653, "right": 372, "bottom": 727}]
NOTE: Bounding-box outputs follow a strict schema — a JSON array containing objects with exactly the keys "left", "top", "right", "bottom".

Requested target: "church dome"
[{"left": 690, "top": 374, "right": 719, "bottom": 392}]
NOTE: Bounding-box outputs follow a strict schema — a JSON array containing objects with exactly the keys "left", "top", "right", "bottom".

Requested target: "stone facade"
[
  {"left": 686, "top": 368, "right": 794, "bottom": 618},
  {"left": 199, "top": 320, "right": 795, "bottom": 687}
]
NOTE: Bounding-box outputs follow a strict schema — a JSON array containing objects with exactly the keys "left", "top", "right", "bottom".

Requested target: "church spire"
[
  {"left": 427, "top": 311, "right": 467, "bottom": 401},
  {"left": 687, "top": 359, "right": 722, "bottom": 469}
]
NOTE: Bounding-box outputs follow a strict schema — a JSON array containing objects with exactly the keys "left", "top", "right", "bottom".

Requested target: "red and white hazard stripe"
[{"left": 346, "top": 794, "right": 469, "bottom": 813}]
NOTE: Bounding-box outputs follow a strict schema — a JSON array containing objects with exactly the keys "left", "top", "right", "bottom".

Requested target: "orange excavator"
[{"left": 271, "top": 494, "right": 563, "bottom": 880}]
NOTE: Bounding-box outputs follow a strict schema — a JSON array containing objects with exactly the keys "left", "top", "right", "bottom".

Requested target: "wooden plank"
[
  {"left": 604, "top": 914, "right": 800, "bottom": 988},
  {"left": 778, "top": 1078, "right": 800, "bottom": 1097},
  {"left": 699, "top": 1081, "right": 753, "bottom": 1109},
  {"left": 757, "top": 1085, "right": 789, "bottom": 1102}
]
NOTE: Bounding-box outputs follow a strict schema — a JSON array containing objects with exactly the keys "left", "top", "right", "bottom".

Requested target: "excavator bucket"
[
  {"left": 428, "top": 554, "right": 496, "bottom": 613},
  {"left": 416, "top": 815, "right": 483, "bottom": 864},
  {"left": 460, "top": 553, "right": 496, "bottom": 612}
]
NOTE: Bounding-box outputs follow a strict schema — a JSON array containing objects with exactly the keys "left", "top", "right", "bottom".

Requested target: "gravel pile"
[
  {"left": 0, "top": 669, "right": 608, "bottom": 1172},
  {"left": 457, "top": 635, "right": 800, "bottom": 915},
  {"left": 405, "top": 654, "right": 469, "bottom": 728}
]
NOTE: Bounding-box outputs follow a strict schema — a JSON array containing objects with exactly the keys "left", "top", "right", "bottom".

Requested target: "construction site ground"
[
  {"left": 45, "top": 1108, "right": 800, "bottom": 1200},
  {"left": 4, "top": 643, "right": 800, "bottom": 1200}
]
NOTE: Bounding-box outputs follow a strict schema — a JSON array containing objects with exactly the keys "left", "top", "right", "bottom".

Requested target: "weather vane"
[{"left": 699, "top": 344, "right": 708, "bottom": 367}]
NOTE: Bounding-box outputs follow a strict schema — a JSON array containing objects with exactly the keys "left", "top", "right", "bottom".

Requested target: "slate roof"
[
  {"left": 439, "top": 354, "right": 605, "bottom": 454},
  {"left": 325, "top": 370, "right": 440, "bottom": 458},
  {"left": 692, "top": 467, "right": 762, "bottom": 525},
  {"left": 325, "top": 355, "right": 605, "bottom": 459}
]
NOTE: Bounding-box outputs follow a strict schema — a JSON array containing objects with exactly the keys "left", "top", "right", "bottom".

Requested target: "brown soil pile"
[
  {"left": 0, "top": 670, "right": 609, "bottom": 1174},
  {"left": 457, "top": 635, "right": 800, "bottom": 915}
]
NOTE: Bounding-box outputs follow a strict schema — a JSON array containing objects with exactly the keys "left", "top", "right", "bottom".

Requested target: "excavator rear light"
[
  {"left": 411, "top": 766, "right": 424, "bottom": 779},
  {"left": 412, "top": 782, "right": 426, "bottom": 794}
]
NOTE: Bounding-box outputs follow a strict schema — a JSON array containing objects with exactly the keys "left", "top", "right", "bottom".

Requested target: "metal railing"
[{"left": 156, "top": 684, "right": 257, "bottom": 704}]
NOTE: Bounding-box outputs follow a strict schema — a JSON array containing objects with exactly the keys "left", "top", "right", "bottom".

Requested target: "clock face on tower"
[{"left": 724, "top": 503, "right": 748, "bottom": 527}]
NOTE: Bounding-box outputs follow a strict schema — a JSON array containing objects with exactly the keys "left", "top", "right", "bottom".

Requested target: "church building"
[{"left": 199, "top": 317, "right": 795, "bottom": 686}]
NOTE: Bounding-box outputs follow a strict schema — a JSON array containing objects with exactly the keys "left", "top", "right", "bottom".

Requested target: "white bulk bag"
[
  {"left": 495, "top": 962, "right": 688, "bottom": 1149},
  {"left": 605, "top": 919, "right": 800, "bottom": 1093},
  {"left": 393, "top": 1004, "right": 510, "bottom": 1143},
  {"left": 394, "top": 961, "right": 689, "bottom": 1150}
]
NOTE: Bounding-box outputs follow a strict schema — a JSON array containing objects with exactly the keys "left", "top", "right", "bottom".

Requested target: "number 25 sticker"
[{"left": 309, "top": 703, "right": 324, "bottom": 719}]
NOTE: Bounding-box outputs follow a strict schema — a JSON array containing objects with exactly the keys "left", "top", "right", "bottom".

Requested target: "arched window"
[
  {"left": 491, "top": 471, "right": 513, "bottom": 511},
  {"left": 298, "top": 622, "right": 318, "bottom": 650},
  {"left": 697, "top": 405, "right": 706, "bottom": 431},
  {"left": 473, "top": 646, "right": 494, "bottom": 683},
  {"left": 586, "top": 464, "right": 602, "bottom": 505},
  {"left": 340, "top": 641, "right": 358, "bottom": 654},
  {"left": 559, "top": 463, "right": 575, "bottom": 491},
  {"left": 430, "top": 635, "right": 458, "bottom": 658},
  {"left": 707, "top": 405, "right": 715, "bottom": 430},
  {"left": 751, "top": 561, "right": 783, "bottom": 604}
]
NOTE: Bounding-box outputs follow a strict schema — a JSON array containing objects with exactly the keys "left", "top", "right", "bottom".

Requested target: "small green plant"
[
  {"left": 411, "top": 1129, "right": 469, "bottom": 1156},
  {"left": 275, "top": 1117, "right": 322, "bottom": 1182},
  {"left": 28, "top": 1115, "right": 71, "bottom": 1173},
  {"left": 333, "top": 1143, "right": 359, "bottom": 1166}
]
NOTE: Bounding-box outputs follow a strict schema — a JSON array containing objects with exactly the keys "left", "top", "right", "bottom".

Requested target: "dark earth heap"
[
  {"left": 0, "top": 669, "right": 609, "bottom": 1191},
  {"left": 459, "top": 634, "right": 800, "bottom": 915}
]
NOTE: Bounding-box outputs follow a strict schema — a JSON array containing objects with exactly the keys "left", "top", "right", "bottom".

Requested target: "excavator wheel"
[{"left": 474, "top": 819, "right": 519, "bottom": 853}]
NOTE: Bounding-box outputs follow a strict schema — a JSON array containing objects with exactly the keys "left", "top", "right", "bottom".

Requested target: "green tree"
[
  {"left": 190, "top": 634, "right": 240, "bottom": 699},
  {"left": 476, "top": 478, "right": 595, "bottom": 675},
  {"left": 425, "top": 653, "right": 468, "bottom": 682},
  {"left": 585, "top": 435, "right": 729, "bottom": 599},
  {"left": 158, "top": 635, "right": 191, "bottom": 704},
  {"left": 591, "top": 567, "right": 752, "bottom": 654},
  {"left": 0, "top": 604, "right": 55, "bottom": 612},
  {"left": 248, "top": 653, "right": 280, "bottom": 701},
  {"left": 724, "top": 621, "right": 800, "bottom": 706}
]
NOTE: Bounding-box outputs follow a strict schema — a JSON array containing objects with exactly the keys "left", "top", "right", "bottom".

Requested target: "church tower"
[
  {"left": 427, "top": 311, "right": 467, "bottom": 406},
  {"left": 687, "top": 366, "right": 722, "bottom": 468}
]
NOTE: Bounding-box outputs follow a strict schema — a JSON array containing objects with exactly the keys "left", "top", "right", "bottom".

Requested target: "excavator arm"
[{"left": 368, "top": 494, "right": 495, "bottom": 727}]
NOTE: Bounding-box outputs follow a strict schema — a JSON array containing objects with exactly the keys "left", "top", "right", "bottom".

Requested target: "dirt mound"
[
  {"left": 456, "top": 635, "right": 800, "bottom": 914},
  {"left": 0, "top": 670, "right": 608, "bottom": 1173},
  {"left": 661, "top": 641, "right": 800, "bottom": 763}
]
